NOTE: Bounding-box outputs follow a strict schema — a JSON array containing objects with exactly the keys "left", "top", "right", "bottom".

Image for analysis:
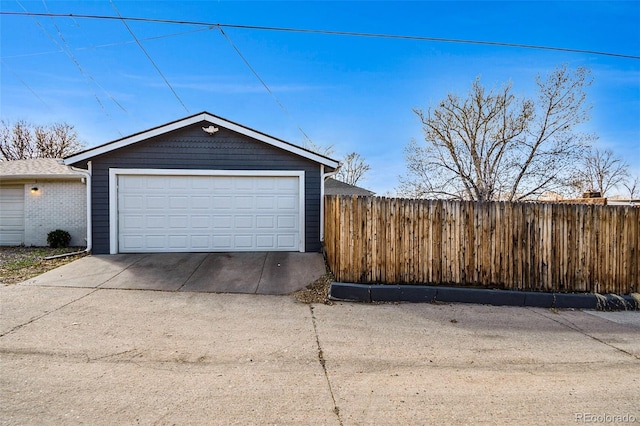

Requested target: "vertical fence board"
[{"left": 323, "top": 195, "right": 639, "bottom": 294}]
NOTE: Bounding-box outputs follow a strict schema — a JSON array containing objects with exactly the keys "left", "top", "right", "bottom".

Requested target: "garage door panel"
[
  {"left": 277, "top": 234, "right": 297, "bottom": 249},
  {"left": 146, "top": 196, "right": 166, "bottom": 209},
  {"left": 118, "top": 175, "right": 300, "bottom": 252},
  {"left": 168, "top": 235, "right": 188, "bottom": 249},
  {"left": 146, "top": 235, "right": 167, "bottom": 249},
  {"left": 235, "top": 215, "right": 253, "bottom": 228},
  {"left": 234, "top": 235, "right": 253, "bottom": 249},
  {"left": 256, "top": 216, "right": 274, "bottom": 229},
  {"left": 169, "top": 215, "right": 189, "bottom": 228},
  {"left": 214, "top": 178, "right": 233, "bottom": 190},
  {"left": 192, "top": 196, "right": 210, "bottom": 209},
  {"left": 278, "top": 178, "right": 299, "bottom": 191},
  {"left": 277, "top": 196, "right": 297, "bottom": 210},
  {"left": 122, "top": 195, "right": 144, "bottom": 209},
  {"left": 213, "top": 215, "right": 232, "bottom": 229},
  {"left": 257, "top": 179, "right": 276, "bottom": 190},
  {"left": 146, "top": 215, "right": 165, "bottom": 229},
  {"left": 235, "top": 196, "right": 253, "bottom": 209},
  {"left": 121, "top": 214, "right": 144, "bottom": 229},
  {"left": 146, "top": 176, "right": 167, "bottom": 189},
  {"left": 277, "top": 215, "right": 297, "bottom": 229},
  {"left": 168, "top": 178, "right": 189, "bottom": 190},
  {"left": 191, "top": 215, "right": 210, "bottom": 228},
  {"left": 121, "top": 235, "right": 144, "bottom": 250},
  {"left": 212, "top": 196, "right": 232, "bottom": 209},
  {"left": 256, "top": 196, "right": 275, "bottom": 209},
  {"left": 235, "top": 179, "right": 254, "bottom": 190},
  {"left": 169, "top": 196, "right": 189, "bottom": 209},
  {"left": 191, "top": 235, "right": 210, "bottom": 248},
  {"left": 256, "top": 234, "right": 275, "bottom": 249},
  {"left": 212, "top": 235, "right": 232, "bottom": 249},
  {"left": 120, "top": 177, "right": 143, "bottom": 190}
]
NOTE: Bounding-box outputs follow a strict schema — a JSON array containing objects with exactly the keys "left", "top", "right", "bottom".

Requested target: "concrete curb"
[{"left": 329, "top": 283, "right": 639, "bottom": 311}]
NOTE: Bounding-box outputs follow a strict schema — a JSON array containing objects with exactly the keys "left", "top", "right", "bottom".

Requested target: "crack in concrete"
[
  {"left": 309, "top": 305, "right": 343, "bottom": 426},
  {"left": 254, "top": 252, "right": 269, "bottom": 294},
  {"left": 176, "top": 253, "right": 210, "bottom": 292},
  {"left": 527, "top": 308, "right": 640, "bottom": 360},
  {"left": 0, "top": 287, "right": 100, "bottom": 338},
  {"left": 97, "top": 254, "right": 149, "bottom": 288},
  {"left": 1, "top": 255, "right": 154, "bottom": 337}
]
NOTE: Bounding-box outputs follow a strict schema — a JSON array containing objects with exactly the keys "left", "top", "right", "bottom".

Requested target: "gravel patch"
[
  {"left": 292, "top": 272, "right": 334, "bottom": 304},
  {"left": 0, "top": 246, "right": 87, "bottom": 286}
]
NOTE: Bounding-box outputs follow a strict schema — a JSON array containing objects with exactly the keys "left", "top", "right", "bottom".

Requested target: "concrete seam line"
[
  {"left": 176, "top": 253, "right": 210, "bottom": 292},
  {"left": 255, "top": 252, "right": 269, "bottom": 294},
  {"left": 309, "top": 305, "right": 343, "bottom": 426},
  {"left": 525, "top": 307, "right": 640, "bottom": 361},
  {"left": 0, "top": 287, "right": 100, "bottom": 338},
  {"left": 97, "top": 254, "right": 150, "bottom": 288}
]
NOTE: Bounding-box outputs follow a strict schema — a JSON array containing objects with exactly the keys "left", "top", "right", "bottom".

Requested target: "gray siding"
[{"left": 72, "top": 122, "right": 322, "bottom": 254}]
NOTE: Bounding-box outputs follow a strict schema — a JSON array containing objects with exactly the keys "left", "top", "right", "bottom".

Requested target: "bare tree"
[
  {"left": 335, "top": 152, "right": 370, "bottom": 185},
  {"left": 399, "top": 65, "right": 593, "bottom": 201},
  {"left": 305, "top": 141, "right": 371, "bottom": 186},
  {"left": 623, "top": 176, "right": 639, "bottom": 199},
  {"left": 305, "top": 140, "right": 335, "bottom": 158},
  {"left": 0, "top": 120, "right": 35, "bottom": 160},
  {"left": 573, "top": 148, "right": 629, "bottom": 196},
  {"left": 0, "top": 120, "right": 84, "bottom": 161}
]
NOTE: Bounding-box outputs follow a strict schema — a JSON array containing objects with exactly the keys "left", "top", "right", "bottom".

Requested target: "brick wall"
[{"left": 24, "top": 180, "right": 87, "bottom": 247}]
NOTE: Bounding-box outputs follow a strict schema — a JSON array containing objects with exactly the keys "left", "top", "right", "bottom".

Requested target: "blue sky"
[{"left": 1, "top": 1, "right": 639, "bottom": 195}]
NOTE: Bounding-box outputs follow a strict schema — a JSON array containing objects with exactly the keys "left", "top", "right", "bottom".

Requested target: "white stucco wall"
[{"left": 23, "top": 180, "right": 87, "bottom": 247}]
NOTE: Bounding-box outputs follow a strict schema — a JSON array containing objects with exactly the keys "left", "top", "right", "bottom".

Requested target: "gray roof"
[
  {"left": 0, "top": 158, "right": 84, "bottom": 180},
  {"left": 325, "top": 178, "right": 374, "bottom": 196}
]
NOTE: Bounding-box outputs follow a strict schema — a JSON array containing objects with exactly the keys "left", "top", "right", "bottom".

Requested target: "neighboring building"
[
  {"left": 64, "top": 112, "right": 339, "bottom": 254},
  {"left": 324, "top": 178, "right": 375, "bottom": 196},
  {"left": 607, "top": 198, "right": 640, "bottom": 207},
  {"left": 0, "top": 158, "right": 87, "bottom": 246}
]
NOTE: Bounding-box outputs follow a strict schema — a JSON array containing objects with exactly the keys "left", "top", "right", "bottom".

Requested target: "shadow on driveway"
[{"left": 22, "top": 252, "right": 326, "bottom": 295}]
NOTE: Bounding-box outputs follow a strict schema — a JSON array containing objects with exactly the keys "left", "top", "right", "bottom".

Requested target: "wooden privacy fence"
[{"left": 324, "top": 195, "right": 639, "bottom": 294}]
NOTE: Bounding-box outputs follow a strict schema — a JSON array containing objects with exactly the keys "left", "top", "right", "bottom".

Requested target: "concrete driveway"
[
  {"left": 21, "top": 252, "right": 326, "bottom": 295},
  {"left": 1, "top": 284, "right": 638, "bottom": 425}
]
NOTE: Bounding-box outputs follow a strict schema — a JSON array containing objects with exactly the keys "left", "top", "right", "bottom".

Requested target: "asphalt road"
[{"left": 1, "top": 284, "right": 639, "bottom": 425}]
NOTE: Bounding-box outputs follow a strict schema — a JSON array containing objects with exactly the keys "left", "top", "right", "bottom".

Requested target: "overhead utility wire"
[
  {"left": 1, "top": 11, "right": 639, "bottom": 60},
  {"left": 14, "top": 2, "right": 123, "bottom": 135},
  {"left": 1, "top": 27, "right": 214, "bottom": 60},
  {"left": 109, "top": 1, "right": 189, "bottom": 114},
  {"left": 0, "top": 59, "right": 52, "bottom": 111},
  {"left": 218, "top": 28, "right": 314, "bottom": 147}
]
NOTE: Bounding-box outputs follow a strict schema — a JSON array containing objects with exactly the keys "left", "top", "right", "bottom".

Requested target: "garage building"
[{"left": 64, "top": 112, "right": 339, "bottom": 255}]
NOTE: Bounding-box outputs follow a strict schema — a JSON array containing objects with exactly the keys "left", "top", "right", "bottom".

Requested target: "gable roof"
[
  {"left": 64, "top": 112, "right": 339, "bottom": 169},
  {"left": 0, "top": 158, "right": 84, "bottom": 180},
  {"left": 325, "top": 178, "right": 375, "bottom": 196}
]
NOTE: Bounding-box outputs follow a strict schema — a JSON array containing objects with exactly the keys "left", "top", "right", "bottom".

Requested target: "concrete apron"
[{"left": 22, "top": 252, "right": 326, "bottom": 295}]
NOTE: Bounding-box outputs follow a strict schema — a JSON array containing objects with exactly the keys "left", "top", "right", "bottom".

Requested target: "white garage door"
[
  {"left": 0, "top": 185, "right": 25, "bottom": 246},
  {"left": 117, "top": 174, "right": 302, "bottom": 253}
]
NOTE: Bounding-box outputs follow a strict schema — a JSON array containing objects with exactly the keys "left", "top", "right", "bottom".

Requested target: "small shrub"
[{"left": 47, "top": 229, "right": 71, "bottom": 248}]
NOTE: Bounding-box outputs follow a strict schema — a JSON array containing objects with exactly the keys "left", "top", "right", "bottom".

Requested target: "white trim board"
[
  {"left": 66, "top": 112, "right": 339, "bottom": 169},
  {"left": 108, "top": 168, "right": 306, "bottom": 254}
]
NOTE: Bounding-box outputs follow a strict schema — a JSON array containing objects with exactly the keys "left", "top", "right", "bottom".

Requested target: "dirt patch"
[
  {"left": 0, "top": 246, "right": 87, "bottom": 286},
  {"left": 292, "top": 272, "right": 334, "bottom": 304}
]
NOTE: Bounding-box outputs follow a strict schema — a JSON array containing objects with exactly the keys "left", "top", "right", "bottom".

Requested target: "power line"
[
  {"left": 14, "top": 2, "right": 123, "bottom": 135},
  {"left": 1, "top": 27, "right": 214, "bottom": 60},
  {"left": 218, "top": 27, "right": 314, "bottom": 147},
  {"left": 109, "top": 1, "right": 189, "bottom": 114},
  {"left": 0, "top": 59, "right": 52, "bottom": 111},
  {"left": 1, "top": 11, "right": 639, "bottom": 60}
]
